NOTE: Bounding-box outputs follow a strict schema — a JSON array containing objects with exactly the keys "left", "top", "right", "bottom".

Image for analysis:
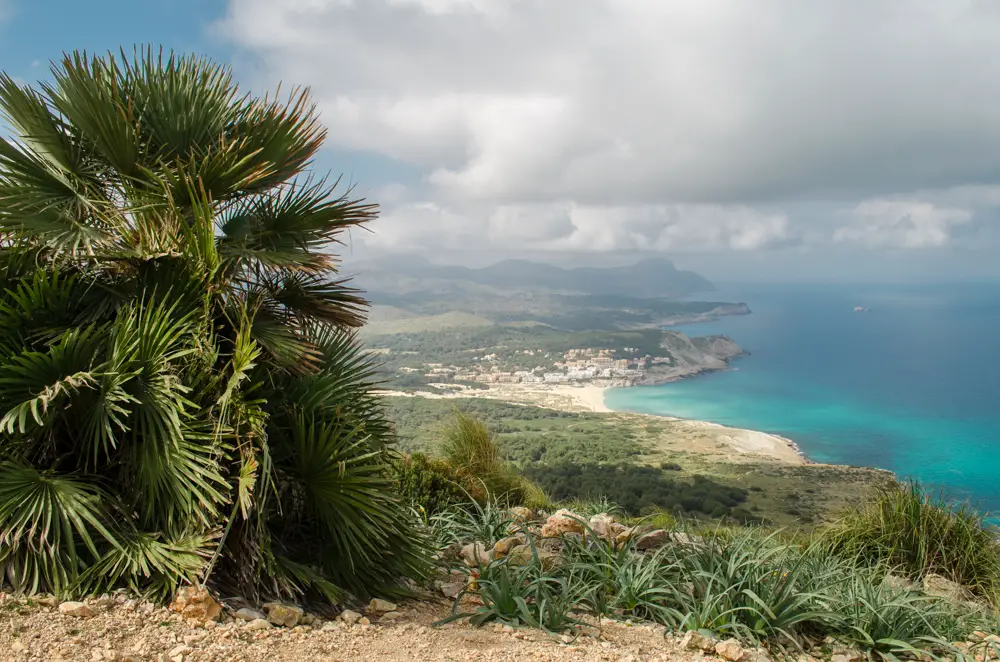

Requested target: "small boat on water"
[{"left": 853, "top": 306, "right": 870, "bottom": 312}]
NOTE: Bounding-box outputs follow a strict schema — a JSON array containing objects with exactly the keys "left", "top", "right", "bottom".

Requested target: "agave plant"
[{"left": 0, "top": 48, "right": 427, "bottom": 602}]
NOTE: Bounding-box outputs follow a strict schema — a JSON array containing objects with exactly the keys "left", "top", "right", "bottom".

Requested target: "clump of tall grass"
[
  {"left": 440, "top": 412, "right": 531, "bottom": 502},
  {"left": 823, "top": 481, "right": 1000, "bottom": 602}
]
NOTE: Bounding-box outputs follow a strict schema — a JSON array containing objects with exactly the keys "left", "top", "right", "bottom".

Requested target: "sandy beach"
[{"left": 379, "top": 382, "right": 805, "bottom": 465}]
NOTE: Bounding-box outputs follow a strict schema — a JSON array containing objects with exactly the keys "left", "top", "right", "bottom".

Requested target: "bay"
[{"left": 604, "top": 282, "right": 1000, "bottom": 512}]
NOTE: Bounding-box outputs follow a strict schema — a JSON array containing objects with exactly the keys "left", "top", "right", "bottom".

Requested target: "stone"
[
  {"left": 679, "top": 630, "right": 717, "bottom": 652},
  {"left": 167, "top": 587, "right": 222, "bottom": 622},
  {"left": 504, "top": 544, "right": 558, "bottom": 569},
  {"left": 716, "top": 638, "right": 746, "bottom": 661},
  {"left": 366, "top": 598, "right": 397, "bottom": 615},
  {"left": 338, "top": 609, "right": 363, "bottom": 625},
  {"left": 358, "top": 616, "right": 371, "bottom": 626},
  {"left": 92, "top": 595, "right": 114, "bottom": 608},
  {"left": 58, "top": 602, "right": 95, "bottom": 618},
  {"left": 610, "top": 522, "right": 633, "bottom": 545},
  {"left": 266, "top": 603, "right": 303, "bottom": 627},
  {"left": 380, "top": 611, "right": 404, "bottom": 622},
  {"left": 540, "top": 509, "right": 585, "bottom": 538},
  {"left": 12, "top": 641, "right": 27, "bottom": 653},
  {"left": 509, "top": 506, "right": 535, "bottom": 523},
  {"left": 182, "top": 634, "right": 205, "bottom": 646},
  {"left": 922, "top": 573, "right": 973, "bottom": 602},
  {"left": 439, "top": 580, "right": 465, "bottom": 599},
  {"left": 243, "top": 619, "right": 272, "bottom": 631},
  {"left": 460, "top": 542, "right": 493, "bottom": 567},
  {"left": 635, "top": 529, "right": 671, "bottom": 550},
  {"left": 234, "top": 607, "right": 267, "bottom": 622},
  {"left": 37, "top": 596, "right": 60, "bottom": 608},
  {"left": 492, "top": 535, "right": 526, "bottom": 558},
  {"left": 588, "top": 513, "right": 616, "bottom": 539},
  {"left": 168, "top": 645, "right": 192, "bottom": 658},
  {"left": 321, "top": 621, "right": 341, "bottom": 632}
]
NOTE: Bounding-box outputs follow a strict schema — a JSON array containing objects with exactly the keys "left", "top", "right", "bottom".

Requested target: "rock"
[
  {"left": 540, "top": 509, "right": 585, "bottom": 538},
  {"left": 234, "top": 607, "right": 267, "bottom": 622},
  {"left": 830, "top": 655, "right": 850, "bottom": 662},
  {"left": 58, "top": 602, "right": 95, "bottom": 618},
  {"left": 610, "top": 522, "right": 633, "bottom": 545},
  {"left": 439, "top": 580, "right": 465, "bottom": 599},
  {"left": 635, "top": 529, "right": 671, "bottom": 551},
  {"left": 716, "top": 638, "right": 746, "bottom": 661},
  {"left": 460, "top": 542, "right": 493, "bottom": 567},
  {"left": 509, "top": 506, "right": 535, "bottom": 523},
  {"left": 338, "top": 609, "right": 363, "bottom": 625},
  {"left": 168, "top": 587, "right": 222, "bottom": 622},
  {"left": 168, "top": 645, "right": 192, "bottom": 658},
  {"left": 366, "top": 598, "right": 398, "bottom": 614},
  {"left": 588, "top": 513, "right": 616, "bottom": 539},
  {"left": 182, "top": 634, "right": 205, "bottom": 646},
  {"left": 321, "top": 621, "right": 341, "bottom": 632},
  {"left": 380, "top": 611, "right": 405, "bottom": 622},
  {"left": 922, "top": 573, "right": 973, "bottom": 602},
  {"left": 37, "top": 596, "right": 60, "bottom": 608},
  {"left": 12, "top": 641, "right": 27, "bottom": 653},
  {"left": 92, "top": 595, "right": 114, "bottom": 608},
  {"left": 266, "top": 603, "right": 303, "bottom": 627},
  {"left": 679, "top": 630, "right": 717, "bottom": 652},
  {"left": 243, "top": 618, "right": 272, "bottom": 631},
  {"left": 504, "top": 544, "right": 559, "bottom": 569},
  {"left": 358, "top": 616, "right": 371, "bottom": 626},
  {"left": 492, "top": 535, "right": 526, "bottom": 558}
]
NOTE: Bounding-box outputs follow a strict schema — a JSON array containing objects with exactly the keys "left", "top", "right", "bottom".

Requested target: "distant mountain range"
[{"left": 350, "top": 256, "right": 714, "bottom": 299}]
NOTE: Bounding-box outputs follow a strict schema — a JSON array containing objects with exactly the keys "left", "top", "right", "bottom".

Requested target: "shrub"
[
  {"left": 0, "top": 49, "right": 427, "bottom": 602},
  {"left": 390, "top": 453, "right": 483, "bottom": 515},
  {"left": 439, "top": 411, "right": 530, "bottom": 503},
  {"left": 823, "top": 481, "right": 1000, "bottom": 601}
]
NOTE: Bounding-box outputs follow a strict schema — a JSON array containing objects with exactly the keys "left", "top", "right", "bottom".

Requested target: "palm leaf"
[{"left": 0, "top": 461, "right": 120, "bottom": 594}]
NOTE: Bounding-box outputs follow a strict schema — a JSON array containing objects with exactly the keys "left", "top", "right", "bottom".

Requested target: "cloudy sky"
[{"left": 3, "top": 1, "right": 1000, "bottom": 281}]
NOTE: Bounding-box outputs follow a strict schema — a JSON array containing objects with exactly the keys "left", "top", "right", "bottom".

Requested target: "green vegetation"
[
  {"left": 429, "top": 492, "right": 1000, "bottom": 658},
  {"left": 522, "top": 463, "right": 758, "bottom": 522},
  {"left": 387, "top": 397, "right": 642, "bottom": 464},
  {"left": 390, "top": 453, "right": 482, "bottom": 515},
  {"left": 439, "top": 412, "right": 528, "bottom": 501},
  {"left": 386, "top": 396, "right": 890, "bottom": 526},
  {"left": 825, "top": 481, "right": 1000, "bottom": 601},
  {"left": 0, "top": 50, "right": 424, "bottom": 602}
]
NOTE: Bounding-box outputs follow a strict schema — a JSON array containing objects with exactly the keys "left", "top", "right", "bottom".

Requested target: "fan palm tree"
[{"left": 0, "top": 48, "right": 427, "bottom": 603}]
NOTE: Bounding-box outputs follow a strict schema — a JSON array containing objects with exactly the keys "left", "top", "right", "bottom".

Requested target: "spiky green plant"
[{"left": 0, "top": 48, "right": 427, "bottom": 602}]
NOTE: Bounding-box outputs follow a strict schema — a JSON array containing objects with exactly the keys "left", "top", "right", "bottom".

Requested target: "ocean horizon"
[{"left": 604, "top": 282, "right": 1000, "bottom": 513}]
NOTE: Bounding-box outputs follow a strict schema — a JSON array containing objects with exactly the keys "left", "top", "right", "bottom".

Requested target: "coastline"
[{"left": 379, "top": 381, "right": 807, "bottom": 466}]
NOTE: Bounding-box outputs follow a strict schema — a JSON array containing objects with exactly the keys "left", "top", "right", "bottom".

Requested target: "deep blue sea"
[{"left": 604, "top": 283, "right": 1000, "bottom": 512}]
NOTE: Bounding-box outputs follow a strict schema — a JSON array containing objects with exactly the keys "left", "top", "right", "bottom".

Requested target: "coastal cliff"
[{"left": 632, "top": 331, "right": 744, "bottom": 385}]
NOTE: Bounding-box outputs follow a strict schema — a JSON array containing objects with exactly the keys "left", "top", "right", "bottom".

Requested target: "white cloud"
[
  {"left": 220, "top": 0, "right": 1000, "bottom": 260},
  {"left": 364, "top": 200, "right": 791, "bottom": 253},
  {"left": 835, "top": 200, "right": 973, "bottom": 249}
]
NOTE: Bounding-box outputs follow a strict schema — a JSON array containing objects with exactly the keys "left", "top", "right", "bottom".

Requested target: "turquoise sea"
[{"left": 604, "top": 283, "right": 1000, "bottom": 512}]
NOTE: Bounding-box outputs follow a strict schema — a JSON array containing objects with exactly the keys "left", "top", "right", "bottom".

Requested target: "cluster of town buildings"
[{"left": 410, "top": 347, "right": 669, "bottom": 385}]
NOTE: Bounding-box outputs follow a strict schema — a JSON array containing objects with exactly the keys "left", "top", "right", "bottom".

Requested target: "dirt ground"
[{"left": 0, "top": 592, "right": 752, "bottom": 662}]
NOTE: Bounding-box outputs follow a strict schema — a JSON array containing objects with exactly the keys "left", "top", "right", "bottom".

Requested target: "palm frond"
[{"left": 0, "top": 461, "right": 119, "bottom": 594}]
